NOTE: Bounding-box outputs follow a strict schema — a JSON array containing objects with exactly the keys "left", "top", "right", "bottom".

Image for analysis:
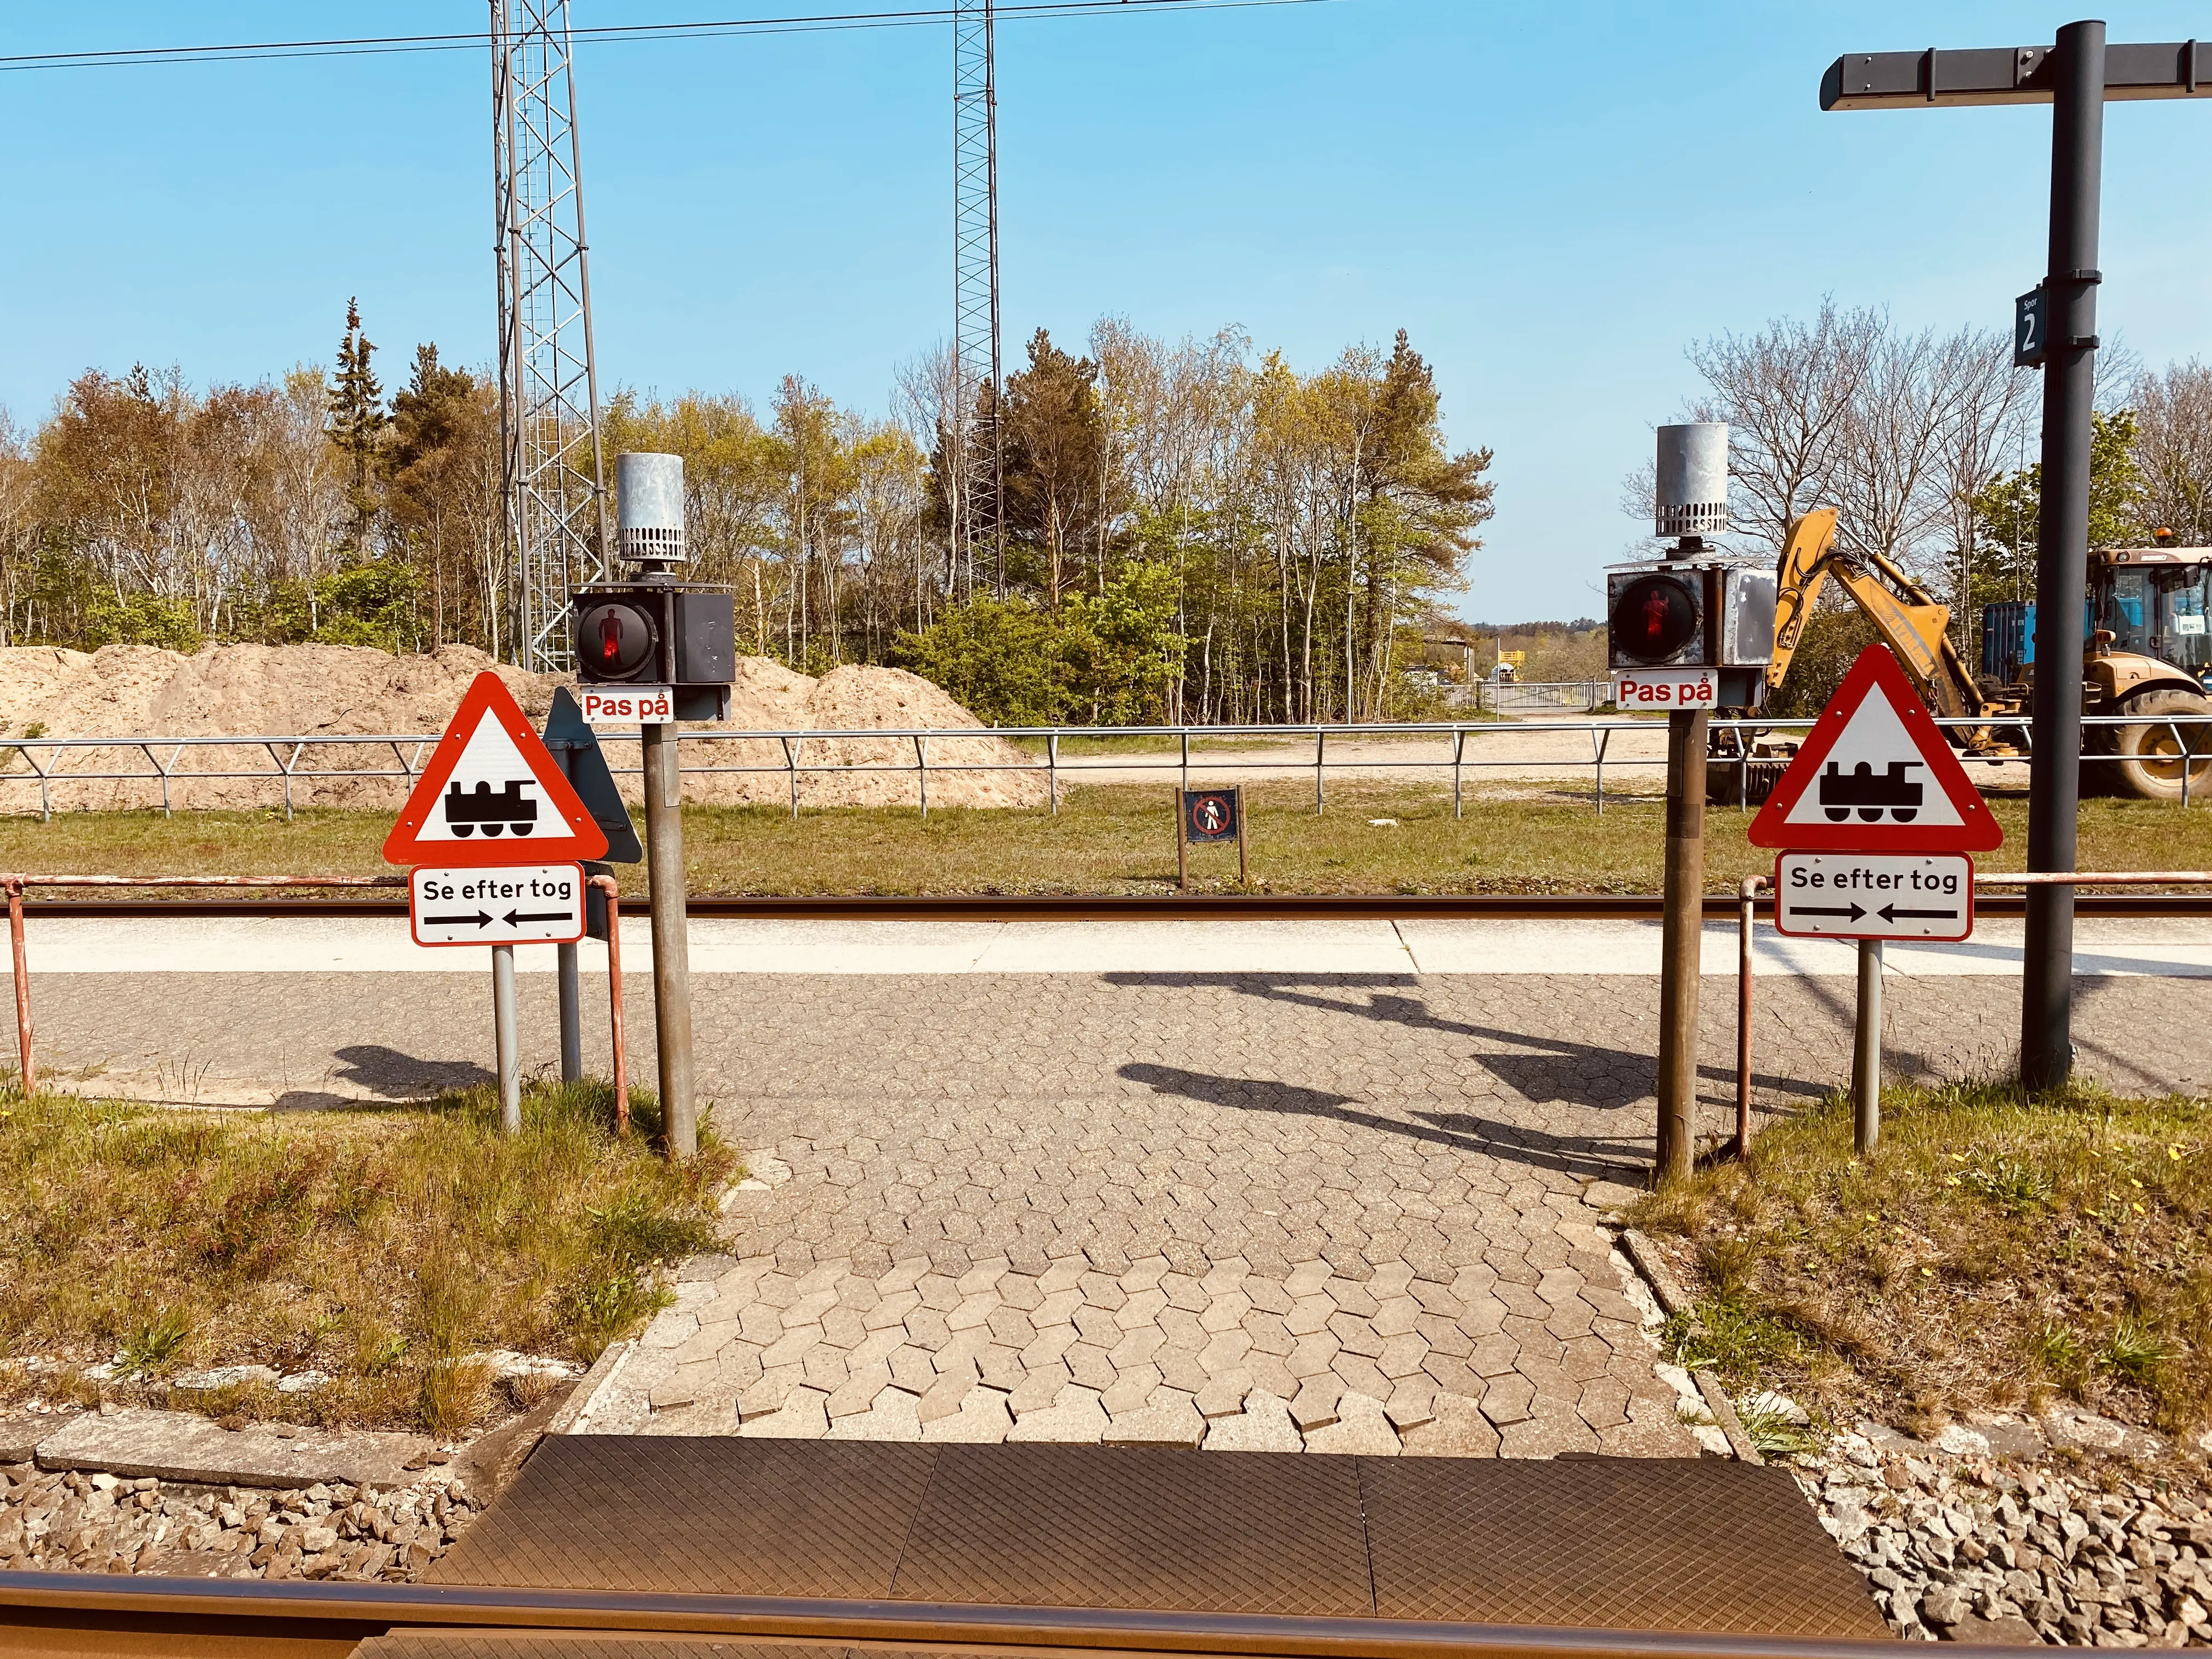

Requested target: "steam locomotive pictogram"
[
  {"left": 443, "top": 780, "right": 538, "bottom": 838},
  {"left": 1816, "top": 760, "right": 1923, "bottom": 823}
]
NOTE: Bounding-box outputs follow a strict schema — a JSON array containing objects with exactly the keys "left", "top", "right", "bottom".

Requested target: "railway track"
[
  {"left": 15, "top": 890, "right": 2212, "bottom": 921},
  {"left": 0, "top": 1572, "right": 1934, "bottom": 1659}
]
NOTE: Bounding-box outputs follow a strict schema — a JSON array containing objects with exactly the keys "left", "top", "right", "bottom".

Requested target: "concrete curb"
[
  {"left": 1692, "top": 1369, "right": 1764, "bottom": 1466},
  {"left": 546, "top": 1340, "right": 634, "bottom": 1437},
  {"left": 1619, "top": 1228, "right": 1695, "bottom": 1317},
  {"left": 33, "top": 1407, "right": 434, "bottom": 1490}
]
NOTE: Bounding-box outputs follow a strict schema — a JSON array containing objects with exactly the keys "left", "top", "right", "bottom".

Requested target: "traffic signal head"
[
  {"left": 571, "top": 584, "right": 737, "bottom": 691},
  {"left": 1606, "top": 560, "right": 1777, "bottom": 673}
]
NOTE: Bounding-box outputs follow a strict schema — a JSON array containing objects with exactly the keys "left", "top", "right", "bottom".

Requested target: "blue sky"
[{"left": 2, "top": 2, "right": 2208, "bottom": 623}]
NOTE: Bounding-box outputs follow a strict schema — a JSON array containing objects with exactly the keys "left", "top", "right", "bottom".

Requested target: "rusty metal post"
[
  {"left": 8, "top": 878, "right": 31, "bottom": 1098},
  {"left": 1656, "top": 708, "right": 1708, "bottom": 1181},
  {"left": 1736, "top": 876, "right": 1760, "bottom": 1159},
  {"left": 590, "top": 874, "right": 628, "bottom": 1135}
]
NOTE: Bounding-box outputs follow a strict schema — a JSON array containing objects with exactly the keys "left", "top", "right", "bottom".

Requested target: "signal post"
[
  {"left": 1607, "top": 425, "right": 1777, "bottom": 1181},
  {"left": 572, "top": 453, "right": 735, "bottom": 1159}
]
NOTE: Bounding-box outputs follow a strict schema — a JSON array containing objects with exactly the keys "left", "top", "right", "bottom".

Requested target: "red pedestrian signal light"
[
  {"left": 1608, "top": 573, "right": 1700, "bottom": 665},
  {"left": 574, "top": 597, "right": 657, "bottom": 682}
]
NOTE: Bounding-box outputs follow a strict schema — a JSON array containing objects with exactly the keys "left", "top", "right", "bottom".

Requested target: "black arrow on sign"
[
  {"left": 1787, "top": 902, "right": 1867, "bottom": 923},
  {"left": 504, "top": 909, "right": 574, "bottom": 927},
  {"left": 426, "top": 911, "right": 492, "bottom": 928},
  {"left": 1878, "top": 904, "right": 1959, "bottom": 923}
]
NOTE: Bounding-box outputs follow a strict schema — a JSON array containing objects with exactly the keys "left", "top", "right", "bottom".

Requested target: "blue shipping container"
[{"left": 1982, "top": 602, "right": 2030, "bottom": 681}]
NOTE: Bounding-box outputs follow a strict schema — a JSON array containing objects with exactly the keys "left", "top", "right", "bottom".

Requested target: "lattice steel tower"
[
  {"left": 492, "top": 0, "right": 612, "bottom": 670},
  {"left": 951, "top": 0, "right": 1003, "bottom": 595}
]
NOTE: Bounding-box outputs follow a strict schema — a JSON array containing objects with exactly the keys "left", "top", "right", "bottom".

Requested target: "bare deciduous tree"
[{"left": 2132, "top": 360, "right": 2212, "bottom": 545}]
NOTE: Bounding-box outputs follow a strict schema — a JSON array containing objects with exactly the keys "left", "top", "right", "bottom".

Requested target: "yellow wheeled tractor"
[{"left": 1713, "top": 508, "right": 2212, "bottom": 803}]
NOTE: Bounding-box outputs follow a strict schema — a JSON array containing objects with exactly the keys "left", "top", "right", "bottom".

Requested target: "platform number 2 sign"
[{"left": 2014, "top": 287, "right": 2046, "bottom": 368}]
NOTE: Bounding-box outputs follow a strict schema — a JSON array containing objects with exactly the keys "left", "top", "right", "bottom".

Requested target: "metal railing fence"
[
  {"left": 1, "top": 713, "right": 2206, "bottom": 822},
  {"left": 1458, "top": 680, "right": 1615, "bottom": 714}
]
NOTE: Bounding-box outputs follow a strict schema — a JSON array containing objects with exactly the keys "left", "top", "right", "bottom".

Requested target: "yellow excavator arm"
[{"left": 1767, "top": 507, "right": 1983, "bottom": 719}]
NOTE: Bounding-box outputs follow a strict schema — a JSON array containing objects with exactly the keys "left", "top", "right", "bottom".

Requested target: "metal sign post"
[
  {"left": 385, "top": 671, "right": 608, "bottom": 1133},
  {"left": 542, "top": 689, "right": 645, "bottom": 1086},
  {"left": 1821, "top": 28, "right": 2211, "bottom": 1089},
  {"left": 492, "top": 943, "right": 522, "bottom": 1132},
  {"left": 572, "top": 454, "right": 735, "bottom": 1161},
  {"left": 644, "top": 718, "right": 696, "bottom": 1159},
  {"left": 1750, "top": 647, "right": 2003, "bottom": 1153},
  {"left": 1607, "top": 424, "right": 1777, "bottom": 1182}
]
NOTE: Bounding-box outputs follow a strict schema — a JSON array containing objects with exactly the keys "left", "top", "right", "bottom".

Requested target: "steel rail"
[{"left": 0, "top": 1572, "right": 2002, "bottom": 1659}]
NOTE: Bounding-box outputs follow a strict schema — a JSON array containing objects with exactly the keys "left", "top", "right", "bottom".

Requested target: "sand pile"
[{"left": 0, "top": 644, "right": 1044, "bottom": 814}]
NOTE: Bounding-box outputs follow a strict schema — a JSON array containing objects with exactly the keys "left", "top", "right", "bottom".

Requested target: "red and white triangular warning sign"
[
  {"left": 1747, "top": 645, "right": 2003, "bottom": 853},
  {"left": 383, "top": 672, "right": 610, "bottom": 867}
]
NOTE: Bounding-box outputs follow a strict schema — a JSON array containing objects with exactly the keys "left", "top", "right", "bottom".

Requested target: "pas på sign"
[{"left": 1615, "top": 668, "right": 1718, "bottom": 709}]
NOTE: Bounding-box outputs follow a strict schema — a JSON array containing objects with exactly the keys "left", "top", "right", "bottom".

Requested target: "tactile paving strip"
[
  {"left": 1359, "top": 1457, "right": 1889, "bottom": 1639},
  {"left": 428, "top": 1438, "right": 935, "bottom": 1597},
  {"left": 891, "top": 1444, "right": 1372, "bottom": 1615},
  {"left": 433, "top": 1438, "right": 1886, "bottom": 1640}
]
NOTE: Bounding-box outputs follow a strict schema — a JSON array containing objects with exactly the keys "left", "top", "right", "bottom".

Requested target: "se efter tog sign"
[
  {"left": 1776, "top": 852, "right": 1974, "bottom": 942},
  {"left": 1750, "top": 645, "right": 2000, "bottom": 942},
  {"left": 410, "top": 864, "right": 588, "bottom": 947}
]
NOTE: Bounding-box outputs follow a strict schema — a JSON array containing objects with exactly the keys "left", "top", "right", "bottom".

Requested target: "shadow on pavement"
[{"left": 1117, "top": 1060, "right": 1647, "bottom": 1181}]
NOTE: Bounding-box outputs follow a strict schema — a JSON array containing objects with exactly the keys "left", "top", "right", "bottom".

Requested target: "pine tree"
[{"left": 329, "top": 297, "right": 388, "bottom": 554}]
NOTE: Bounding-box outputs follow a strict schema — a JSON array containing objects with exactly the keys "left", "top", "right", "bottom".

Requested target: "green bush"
[
  {"left": 890, "top": 562, "right": 1187, "bottom": 727},
  {"left": 266, "top": 559, "right": 423, "bottom": 652},
  {"left": 82, "top": 591, "right": 204, "bottom": 653}
]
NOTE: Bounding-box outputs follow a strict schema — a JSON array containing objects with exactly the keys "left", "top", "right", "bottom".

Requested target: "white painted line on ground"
[
  {"left": 11, "top": 915, "right": 2212, "bottom": 977},
  {"left": 970, "top": 919, "right": 1415, "bottom": 975}
]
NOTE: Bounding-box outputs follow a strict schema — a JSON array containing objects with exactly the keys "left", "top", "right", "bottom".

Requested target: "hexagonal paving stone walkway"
[
  {"left": 565, "top": 967, "right": 2212, "bottom": 1454},
  {"left": 567, "top": 972, "right": 1741, "bottom": 1455}
]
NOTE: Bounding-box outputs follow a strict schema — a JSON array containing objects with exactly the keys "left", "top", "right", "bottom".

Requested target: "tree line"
[
  {"left": 1656, "top": 299, "right": 2212, "bottom": 679},
  {"left": 0, "top": 303, "right": 1495, "bottom": 726}
]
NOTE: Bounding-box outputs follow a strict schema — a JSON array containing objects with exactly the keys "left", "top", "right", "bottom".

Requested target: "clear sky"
[{"left": 2, "top": 2, "right": 2207, "bottom": 624}]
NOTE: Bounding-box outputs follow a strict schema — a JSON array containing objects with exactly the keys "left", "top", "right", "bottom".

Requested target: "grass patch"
[
  {"left": 1629, "top": 1079, "right": 2212, "bottom": 1440},
  {"left": 0, "top": 1081, "right": 736, "bottom": 1435},
  {"left": 4, "top": 789, "right": 2211, "bottom": 899}
]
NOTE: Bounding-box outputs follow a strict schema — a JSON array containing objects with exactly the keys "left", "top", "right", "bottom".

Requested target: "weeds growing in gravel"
[
  {"left": 0, "top": 1079, "right": 735, "bottom": 1435},
  {"left": 1630, "top": 1079, "right": 2212, "bottom": 1439}
]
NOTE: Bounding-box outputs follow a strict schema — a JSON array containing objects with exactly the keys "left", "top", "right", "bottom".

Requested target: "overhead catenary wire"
[{"left": 0, "top": 0, "right": 1343, "bottom": 74}]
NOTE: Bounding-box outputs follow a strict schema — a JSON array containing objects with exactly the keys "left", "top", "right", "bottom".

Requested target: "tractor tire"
[{"left": 2105, "top": 689, "right": 2212, "bottom": 802}]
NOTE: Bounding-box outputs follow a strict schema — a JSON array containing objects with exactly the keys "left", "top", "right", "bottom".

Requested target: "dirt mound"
[{"left": 0, "top": 644, "right": 1043, "bottom": 815}]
